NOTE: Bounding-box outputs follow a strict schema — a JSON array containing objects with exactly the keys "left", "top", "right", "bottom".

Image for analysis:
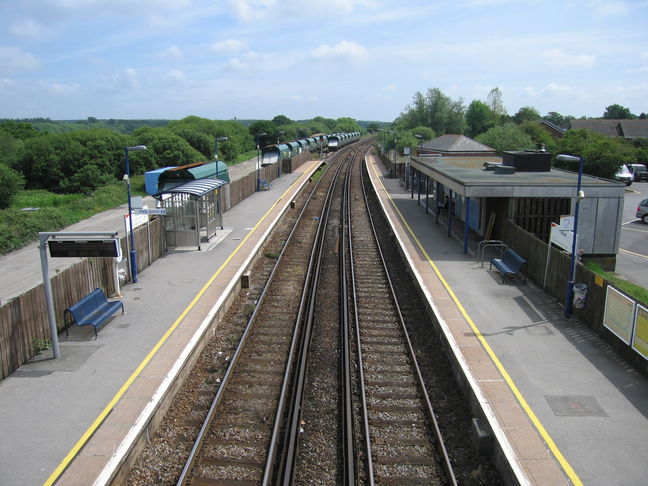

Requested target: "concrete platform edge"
[
  {"left": 365, "top": 155, "right": 563, "bottom": 486},
  {"left": 54, "top": 161, "right": 323, "bottom": 486}
]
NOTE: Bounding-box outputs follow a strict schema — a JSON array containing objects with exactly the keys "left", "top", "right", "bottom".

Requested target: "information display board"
[
  {"left": 48, "top": 239, "right": 120, "bottom": 258},
  {"left": 631, "top": 304, "right": 648, "bottom": 359},
  {"left": 603, "top": 286, "right": 636, "bottom": 344}
]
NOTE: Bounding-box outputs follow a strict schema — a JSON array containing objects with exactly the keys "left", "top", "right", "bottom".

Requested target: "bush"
[{"left": 0, "top": 163, "right": 25, "bottom": 208}]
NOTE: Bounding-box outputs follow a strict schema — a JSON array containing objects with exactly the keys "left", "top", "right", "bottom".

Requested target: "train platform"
[
  {"left": 1, "top": 150, "right": 647, "bottom": 485},
  {"left": 365, "top": 154, "right": 648, "bottom": 486},
  {"left": 0, "top": 158, "right": 324, "bottom": 486}
]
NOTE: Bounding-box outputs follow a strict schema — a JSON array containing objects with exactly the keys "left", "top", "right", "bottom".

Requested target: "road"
[{"left": 617, "top": 180, "right": 648, "bottom": 289}]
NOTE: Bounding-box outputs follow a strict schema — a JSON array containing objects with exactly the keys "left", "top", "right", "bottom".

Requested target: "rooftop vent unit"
[
  {"left": 503, "top": 151, "right": 551, "bottom": 172},
  {"left": 494, "top": 165, "right": 516, "bottom": 175},
  {"left": 483, "top": 161, "right": 503, "bottom": 171}
]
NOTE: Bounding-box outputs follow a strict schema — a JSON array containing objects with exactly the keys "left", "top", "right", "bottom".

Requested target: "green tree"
[
  {"left": 248, "top": 120, "right": 276, "bottom": 146},
  {"left": 603, "top": 104, "right": 635, "bottom": 119},
  {"left": 486, "top": 87, "right": 507, "bottom": 118},
  {"left": 475, "top": 123, "right": 534, "bottom": 154},
  {"left": 17, "top": 130, "right": 134, "bottom": 193},
  {"left": 397, "top": 88, "right": 465, "bottom": 135},
  {"left": 0, "top": 121, "right": 43, "bottom": 140},
  {"left": 133, "top": 127, "right": 204, "bottom": 171},
  {"left": 272, "top": 115, "right": 292, "bottom": 126},
  {"left": 519, "top": 122, "right": 554, "bottom": 150},
  {"left": 544, "top": 111, "right": 570, "bottom": 127},
  {"left": 0, "top": 163, "right": 25, "bottom": 208},
  {"left": 412, "top": 126, "right": 435, "bottom": 141},
  {"left": 513, "top": 106, "right": 541, "bottom": 124},
  {"left": 553, "top": 129, "right": 636, "bottom": 179},
  {"left": 334, "top": 117, "right": 361, "bottom": 133},
  {"left": 312, "top": 116, "right": 337, "bottom": 131},
  {"left": 466, "top": 100, "right": 496, "bottom": 137}
]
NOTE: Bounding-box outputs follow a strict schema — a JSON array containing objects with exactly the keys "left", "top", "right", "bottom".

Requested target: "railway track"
[
  {"left": 345, "top": 156, "right": 456, "bottom": 485},
  {"left": 129, "top": 139, "right": 503, "bottom": 485},
  {"left": 176, "top": 148, "right": 350, "bottom": 485}
]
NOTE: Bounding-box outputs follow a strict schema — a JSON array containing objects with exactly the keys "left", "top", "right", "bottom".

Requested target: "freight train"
[{"left": 261, "top": 131, "right": 360, "bottom": 166}]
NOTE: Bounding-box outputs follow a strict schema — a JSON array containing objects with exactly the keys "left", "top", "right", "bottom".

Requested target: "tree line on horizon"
[
  {"left": 384, "top": 87, "right": 647, "bottom": 181},
  {"left": 0, "top": 115, "right": 363, "bottom": 208}
]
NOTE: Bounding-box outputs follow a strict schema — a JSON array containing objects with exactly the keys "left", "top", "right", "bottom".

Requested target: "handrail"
[{"left": 478, "top": 240, "right": 507, "bottom": 267}]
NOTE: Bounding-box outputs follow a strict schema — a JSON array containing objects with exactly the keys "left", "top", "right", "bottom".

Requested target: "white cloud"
[
  {"left": 523, "top": 82, "right": 578, "bottom": 97},
  {"left": 226, "top": 0, "right": 276, "bottom": 22},
  {"left": 46, "top": 82, "right": 80, "bottom": 94},
  {"left": 542, "top": 48, "right": 596, "bottom": 70},
  {"left": 8, "top": 18, "right": 45, "bottom": 38},
  {"left": 225, "top": 58, "right": 250, "bottom": 72},
  {"left": 212, "top": 39, "right": 248, "bottom": 54},
  {"left": 0, "top": 46, "right": 40, "bottom": 75},
  {"left": 167, "top": 69, "right": 187, "bottom": 81},
  {"left": 157, "top": 45, "right": 184, "bottom": 60},
  {"left": 311, "top": 41, "right": 368, "bottom": 62},
  {"left": 96, "top": 67, "right": 140, "bottom": 93},
  {"left": 586, "top": 0, "right": 629, "bottom": 16},
  {"left": 382, "top": 84, "right": 398, "bottom": 92}
]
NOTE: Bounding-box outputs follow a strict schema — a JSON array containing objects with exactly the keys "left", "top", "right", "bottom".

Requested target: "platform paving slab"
[
  {"left": 369, "top": 155, "right": 648, "bottom": 486},
  {"left": 0, "top": 161, "right": 320, "bottom": 486}
]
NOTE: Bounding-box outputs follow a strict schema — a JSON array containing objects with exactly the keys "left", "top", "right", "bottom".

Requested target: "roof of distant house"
[
  {"left": 569, "top": 118, "right": 648, "bottom": 138},
  {"left": 420, "top": 134, "right": 496, "bottom": 155}
]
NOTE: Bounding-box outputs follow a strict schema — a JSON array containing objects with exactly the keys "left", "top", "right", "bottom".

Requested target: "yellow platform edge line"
[
  {"left": 368, "top": 160, "right": 583, "bottom": 486},
  {"left": 44, "top": 169, "right": 311, "bottom": 486}
]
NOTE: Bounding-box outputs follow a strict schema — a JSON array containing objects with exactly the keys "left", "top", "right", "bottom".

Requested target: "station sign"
[
  {"left": 133, "top": 208, "right": 167, "bottom": 215},
  {"left": 48, "top": 238, "right": 120, "bottom": 258}
]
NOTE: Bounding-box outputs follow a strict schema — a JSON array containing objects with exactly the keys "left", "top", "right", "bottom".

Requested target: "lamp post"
[
  {"left": 276, "top": 131, "right": 284, "bottom": 177},
  {"left": 123, "top": 145, "right": 147, "bottom": 283},
  {"left": 256, "top": 132, "right": 266, "bottom": 192},
  {"left": 556, "top": 154, "right": 585, "bottom": 317},
  {"left": 215, "top": 136, "right": 228, "bottom": 180}
]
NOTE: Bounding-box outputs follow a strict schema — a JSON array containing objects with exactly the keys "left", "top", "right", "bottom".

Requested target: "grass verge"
[
  {"left": 0, "top": 177, "right": 146, "bottom": 256},
  {"left": 585, "top": 261, "right": 648, "bottom": 304}
]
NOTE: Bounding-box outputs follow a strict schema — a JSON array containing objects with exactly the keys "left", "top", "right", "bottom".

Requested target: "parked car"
[
  {"left": 614, "top": 164, "right": 633, "bottom": 186},
  {"left": 628, "top": 163, "right": 648, "bottom": 182},
  {"left": 637, "top": 198, "right": 648, "bottom": 224}
]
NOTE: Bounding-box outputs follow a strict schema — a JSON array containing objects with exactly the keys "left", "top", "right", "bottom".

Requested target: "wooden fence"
[
  {"left": 0, "top": 155, "right": 320, "bottom": 381},
  {"left": 0, "top": 217, "right": 166, "bottom": 380},
  {"left": 503, "top": 220, "right": 648, "bottom": 374}
]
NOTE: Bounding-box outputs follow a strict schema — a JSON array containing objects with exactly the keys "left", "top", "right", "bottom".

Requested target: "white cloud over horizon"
[{"left": 0, "top": 0, "right": 646, "bottom": 120}]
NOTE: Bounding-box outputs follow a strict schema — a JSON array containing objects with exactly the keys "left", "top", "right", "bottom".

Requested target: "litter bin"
[{"left": 573, "top": 283, "right": 588, "bottom": 309}]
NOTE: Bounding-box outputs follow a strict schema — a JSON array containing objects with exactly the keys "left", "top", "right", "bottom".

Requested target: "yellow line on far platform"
[{"left": 367, "top": 158, "right": 583, "bottom": 486}]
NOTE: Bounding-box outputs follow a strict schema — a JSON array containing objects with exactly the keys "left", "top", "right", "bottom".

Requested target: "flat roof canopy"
[
  {"left": 156, "top": 178, "right": 226, "bottom": 198},
  {"left": 411, "top": 156, "right": 626, "bottom": 199}
]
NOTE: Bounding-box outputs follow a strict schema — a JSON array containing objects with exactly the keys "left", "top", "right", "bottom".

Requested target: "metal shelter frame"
[{"left": 156, "top": 179, "right": 226, "bottom": 250}]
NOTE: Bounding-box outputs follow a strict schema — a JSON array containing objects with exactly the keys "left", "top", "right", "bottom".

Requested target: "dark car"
[{"left": 628, "top": 164, "right": 648, "bottom": 182}]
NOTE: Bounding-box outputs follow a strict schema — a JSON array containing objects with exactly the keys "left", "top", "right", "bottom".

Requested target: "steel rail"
[
  {"left": 347, "top": 151, "right": 376, "bottom": 486},
  {"left": 263, "top": 150, "right": 349, "bottom": 485},
  {"left": 176, "top": 156, "right": 331, "bottom": 486},
  {"left": 359, "top": 160, "right": 459, "bottom": 486},
  {"left": 275, "top": 156, "right": 349, "bottom": 485},
  {"left": 340, "top": 150, "right": 358, "bottom": 485}
]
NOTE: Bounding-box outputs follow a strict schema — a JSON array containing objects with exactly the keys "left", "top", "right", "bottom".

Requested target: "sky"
[{"left": 1, "top": 0, "right": 647, "bottom": 122}]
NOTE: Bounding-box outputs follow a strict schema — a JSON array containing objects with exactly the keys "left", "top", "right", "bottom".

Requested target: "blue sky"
[{"left": 1, "top": 0, "right": 647, "bottom": 122}]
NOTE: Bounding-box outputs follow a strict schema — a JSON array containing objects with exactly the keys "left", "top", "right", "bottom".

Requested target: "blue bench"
[
  {"left": 259, "top": 179, "right": 272, "bottom": 191},
  {"left": 64, "top": 288, "right": 124, "bottom": 337},
  {"left": 490, "top": 249, "right": 527, "bottom": 284}
]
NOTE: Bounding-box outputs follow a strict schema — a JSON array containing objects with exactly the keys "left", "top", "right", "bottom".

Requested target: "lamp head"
[
  {"left": 126, "top": 145, "right": 147, "bottom": 152},
  {"left": 556, "top": 154, "right": 580, "bottom": 163}
]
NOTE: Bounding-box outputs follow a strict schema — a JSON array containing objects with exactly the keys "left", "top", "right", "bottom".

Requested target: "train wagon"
[{"left": 261, "top": 143, "right": 290, "bottom": 166}]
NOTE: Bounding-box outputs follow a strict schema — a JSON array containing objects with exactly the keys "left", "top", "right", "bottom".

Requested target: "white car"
[{"left": 614, "top": 164, "right": 633, "bottom": 186}]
